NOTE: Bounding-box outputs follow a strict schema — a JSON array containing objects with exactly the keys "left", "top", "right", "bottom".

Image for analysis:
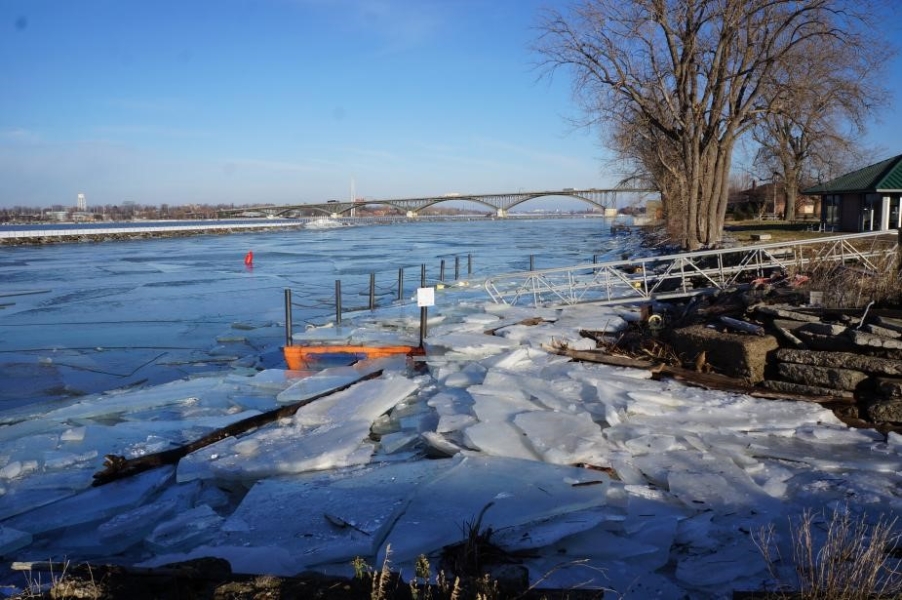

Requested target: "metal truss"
[{"left": 484, "top": 231, "right": 899, "bottom": 307}]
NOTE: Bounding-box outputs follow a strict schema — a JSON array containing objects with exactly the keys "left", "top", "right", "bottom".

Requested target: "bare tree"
[
  {"left": 752, "top": 34, "right": 891, "bottom": 221},
  {"left": 535, "top": 0, "right": 885, "bottom": 249}
]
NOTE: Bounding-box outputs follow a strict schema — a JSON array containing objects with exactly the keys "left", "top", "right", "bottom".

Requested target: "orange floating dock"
[{"left": 283, "top": 344, "right": 425, "bottom": 370}]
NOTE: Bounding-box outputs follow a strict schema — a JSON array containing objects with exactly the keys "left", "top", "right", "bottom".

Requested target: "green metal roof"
[{"left": 804, "top": 154, "right": 902, "bottom": 194}]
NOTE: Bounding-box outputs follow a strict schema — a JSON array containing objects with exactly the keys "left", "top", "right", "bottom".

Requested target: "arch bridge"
[{"left": 218, "top": 187, "right": 658, "bottom": 219}]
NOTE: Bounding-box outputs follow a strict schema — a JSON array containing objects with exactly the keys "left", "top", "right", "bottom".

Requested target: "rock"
[
  {"left": 776, "top": 363, "right": 869, "bottom": 392},
  {"left": 759, "top": 379, "right": 855, "bottom": 400},
  {"left": 793, "top": 323, "right": 857, "bottom": 352},
  {"left": 875, "top": 316, "right": 902, "bottom": 334},
  {"left": 774, "top": 349, "right": 902, "bottom": 377},
  {"left": 875, "top": 378, "right": 902, "bottom": 399},
  {"left": 770, "top": 320, "right": 807, "bottom": 349},
  {"left": 863, "top": 324, "right": 902, "bottom": 339},
  {"left": 665, "top": 325, "right": 779, "bottom": 384},
  {"left": 847, "top": 329, "right": 902, "bottom": 350},
  {"left": 866, "top": 399, "right": 902, "bottom": 423},
  {"left": 753, "top": 305, "right": 822, "bottom": 323}
]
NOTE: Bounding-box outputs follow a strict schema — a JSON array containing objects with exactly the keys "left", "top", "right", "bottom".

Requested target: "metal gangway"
[{"left": 484, "top": 230, "right": 899, "bottom": 307}]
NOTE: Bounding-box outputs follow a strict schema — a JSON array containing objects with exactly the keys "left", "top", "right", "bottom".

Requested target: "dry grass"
[
  {"left": 754, "top": 507, "right": 902, "bottom": 599},
  {"left": 803, "top": 250, "right": 902, "bottom": 309},
  {"left": 731, "top": 222, "right": 901, "bottom": 309}
]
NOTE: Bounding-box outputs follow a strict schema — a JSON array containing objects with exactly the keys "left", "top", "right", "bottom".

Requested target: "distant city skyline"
[{"left": 3, "top": 1, "right": 901, "bottom": 211}]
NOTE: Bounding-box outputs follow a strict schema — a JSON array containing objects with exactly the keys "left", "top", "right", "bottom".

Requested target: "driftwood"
[
  {"left": 652, "top": 364, "right": 853, "bottom": 405},
  {"left": 719, "top": 316, "right": 765, "bottom": 336},
  {"left": 92, "top": 369, "right": 384, "bottom": 487},
  {"left": 484, "top": 317, "right": 555, "bottom": 336},
  {"left": 542, "top": 345, "right": 656, "bottom": 369}
]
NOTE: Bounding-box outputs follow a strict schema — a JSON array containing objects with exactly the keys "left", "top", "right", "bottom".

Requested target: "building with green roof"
[{"left": 804, "top": 154, "right": 902, "bottom": 232}]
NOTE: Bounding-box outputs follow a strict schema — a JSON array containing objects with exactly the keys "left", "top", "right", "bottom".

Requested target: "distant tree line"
[{"left": 1, "top": 203, "right": 250, "bottom": 223}]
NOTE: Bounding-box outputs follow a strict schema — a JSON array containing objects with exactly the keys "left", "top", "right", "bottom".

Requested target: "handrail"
[{"left": 484, "top": 231, "right": 899, "bottom": 307}]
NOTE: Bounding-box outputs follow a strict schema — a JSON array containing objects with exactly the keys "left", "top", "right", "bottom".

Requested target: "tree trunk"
[{"left": 784, "top": 165, "right": 800, "bottom": 221}]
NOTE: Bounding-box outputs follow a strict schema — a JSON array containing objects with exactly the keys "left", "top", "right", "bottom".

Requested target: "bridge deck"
[{"left": 219, "top": 187, "right": 658, "bottom": 218}]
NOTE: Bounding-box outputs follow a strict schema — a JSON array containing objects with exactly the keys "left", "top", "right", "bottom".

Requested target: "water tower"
[{"left": 76, "top": 193, "right": 87, "bottom": 211}]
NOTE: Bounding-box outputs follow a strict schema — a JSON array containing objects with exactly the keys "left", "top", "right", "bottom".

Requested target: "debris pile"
[{"left": 582, "top": 284, "right": 902, "bottom": 434}]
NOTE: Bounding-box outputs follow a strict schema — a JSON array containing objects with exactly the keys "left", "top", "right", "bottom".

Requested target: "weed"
[
  {"left": 754, "top": 506, "right": 902, "bottom": 599},
  {"left": 351, "top": 555, "right": 371, "bottom": 580}
]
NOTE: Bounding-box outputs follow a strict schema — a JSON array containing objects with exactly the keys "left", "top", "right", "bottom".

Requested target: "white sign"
[{"left": 417, "top": 287, "right": 435, "bottom": 307}]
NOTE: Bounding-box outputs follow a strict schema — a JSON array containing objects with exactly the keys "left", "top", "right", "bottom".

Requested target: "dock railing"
[{"left": 484, "top": 231, "right": 899, "bottom": 308}]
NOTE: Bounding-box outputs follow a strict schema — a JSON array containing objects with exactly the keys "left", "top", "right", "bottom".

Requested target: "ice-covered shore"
[{"left": 1, "top": 296, "right": 901, "bottom": 599}]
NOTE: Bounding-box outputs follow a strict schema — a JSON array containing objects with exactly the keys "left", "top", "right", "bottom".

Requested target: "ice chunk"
[
  {"left": 98, "top": 498, "right": 179, "bottom": 546},
  {"left": 275, "top": 362, "right": 386, "bottom": 405},
  {"left": 479, "top": 347, "right": 546, "bottom": 371},
  {"left": 0, "top": 525, "right": 31, "bottom": 555},
  {"left": 378, "top": 431, "right": 418, "bottom": 454},
  {"left": 436, "top": 413, "right": 476, "bottom": 433},
  {"left": 60, "top": 426, "right": 86, "bottom": 442},
  {"left": 463, "top": 422, "right": 540, "bottom": 459},
  {"left": 631, "top": 450, "right": 781, "bottom": 514},
  {"left": 4, "top": 467, "right": 175, "bottom": 535},
  {"left": 382, "top": 455, "right": 612, "bottom": 565},
  {"left": 424, "top": 331, "right": 519, "bottom": 355},
  {"left": 441, "top": 362, "right": 486, "bottom": 387},
  {"left": 197, "top": 460, "right": 452, "bottom": 575},
  {"left": 41, "top": 378, "right": 227, "bottom": 422},
  {"left": 513, "top": 410, "right": 614, "bottom": 465},
  {"left": 420, "top": 431, "right": 463, "bottom": 457},
  {"left": 675, "top": 540, "right": 766, "bottom": 588},
  {"left": 145, "top": 504, "right": 225, "bottom": 552},
  {"left": 179, "top": 376, "right": 421, "bottom": 479}
]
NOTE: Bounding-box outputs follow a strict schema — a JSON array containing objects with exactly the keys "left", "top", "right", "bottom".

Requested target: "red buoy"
[{"left": 244, "top": 251, "right": 254, "bottom": 266}]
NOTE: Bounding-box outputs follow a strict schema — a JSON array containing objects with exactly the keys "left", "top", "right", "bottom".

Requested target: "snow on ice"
[{"left": 1, "top": 296, "right": 901, "bottom": 599}]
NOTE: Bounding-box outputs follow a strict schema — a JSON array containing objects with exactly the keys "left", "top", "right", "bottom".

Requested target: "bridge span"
[{"left": 218, "top": 187, "right": 658, "bottom": 219}]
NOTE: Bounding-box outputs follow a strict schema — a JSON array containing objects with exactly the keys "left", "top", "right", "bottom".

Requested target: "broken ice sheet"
[
  {"left": 631, "top": 450, "right": 782, "bottom": 514},
  {"left": 178, "top": 374, "right": 422, "bottom": 481},
  {"left": 142, "top": 459, "right": 454, "bottom": 575},
  {"left": 3, "top": 467, "right": 175, "bottom": 536},
  {"left": 381, "top": 455, "right": 614, "bottom": 566}
]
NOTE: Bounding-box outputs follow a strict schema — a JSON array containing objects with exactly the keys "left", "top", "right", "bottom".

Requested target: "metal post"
[
  {"left": 421, "top": 263, "right": 426, "bottom": 287},
  {"left": 397, "top": 267, "right": 404, "bottom": 301},
  {"left": 335, "top": 280, "right": 342, "bottom": 326},
  {"left": 439, "top": 259, "right": 445, "bottom": 282},
  {"left": 529, "top": 255, "right": 535, "bottom": 271},
  {"left": 419, "top": 306, "right": 427, "bottom": 346},
  {"left": 593, "top": 254, "right": 598, "bottom": 264},
  {"left": 468, "top": 253, "right": 472, "bottom": 276},
  {"left": 454, "top": 255, "right": 460, "bottom": 280},
  {"left": 284, "top": 288, "right": 293, "bottom": 347},
  {"left": 369, "top": 273, "right": 376, "bottom": 310}
]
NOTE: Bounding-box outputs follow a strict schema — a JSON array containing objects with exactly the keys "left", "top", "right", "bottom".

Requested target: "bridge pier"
[
  {"left": 496, "top": 208, "right": 506, "bottom": 218},
  {"left": 406, "top": 211, "right": 417, "bottom": 218}
]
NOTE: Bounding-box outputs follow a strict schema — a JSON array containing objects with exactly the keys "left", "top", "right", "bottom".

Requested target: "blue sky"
[{"left": 2, "top": 1, "right": 901, "bottom": 210}]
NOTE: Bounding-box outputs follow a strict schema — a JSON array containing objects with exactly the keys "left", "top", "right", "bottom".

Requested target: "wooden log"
[
  {"left": 484, "top": 317, "right": 554, "bottom": 336},
  {"left": 91, "top": 369, "right": 384, "bottom": 487},
  {"left": 719, "top": 316, "right": 765, "bottom": 336},
  {"left": 542, "top": 345, "right": 656, "bottom": 369},
  {"left": 653, "top": 364, "right": 853, "bottom": 405}
]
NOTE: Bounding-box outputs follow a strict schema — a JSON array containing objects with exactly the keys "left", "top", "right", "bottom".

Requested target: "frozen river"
[
  {"left": 2, "top": 216, "right": 900, "bottom": 599},
  {"left": 0, "top": 217, "right": 631, "bottom": 410}
]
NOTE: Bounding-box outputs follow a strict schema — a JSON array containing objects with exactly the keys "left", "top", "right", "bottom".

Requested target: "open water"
[{"left": 0, "top": 217, "right": 636, "bottom": 411}]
